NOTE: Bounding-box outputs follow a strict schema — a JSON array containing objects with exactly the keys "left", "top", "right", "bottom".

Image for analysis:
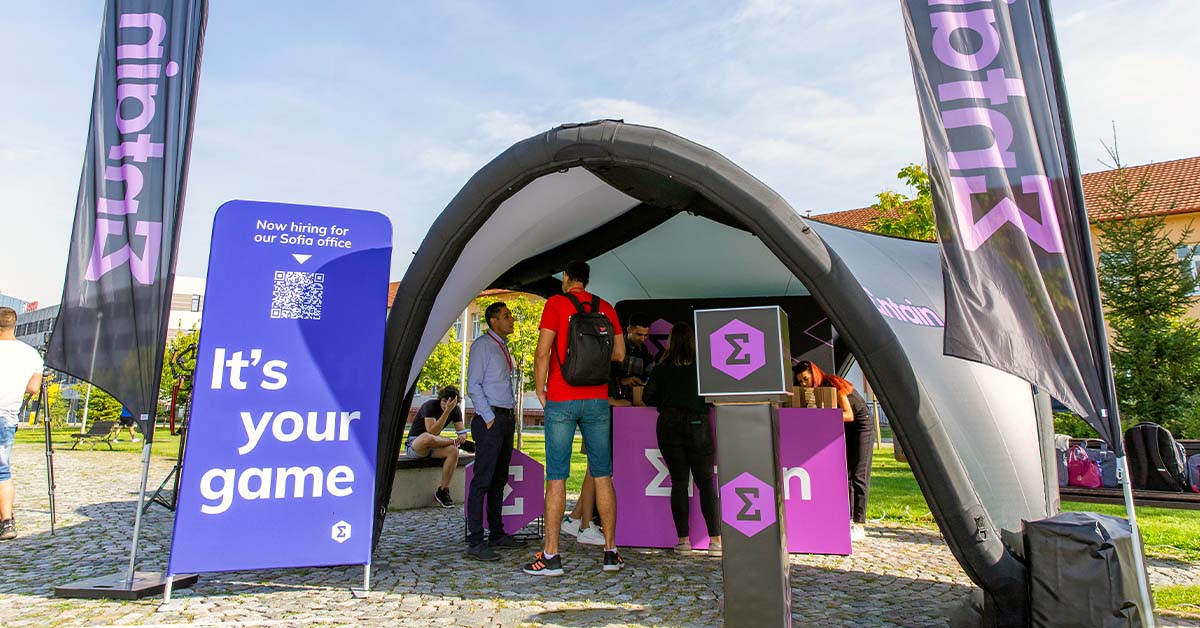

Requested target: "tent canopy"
[{"left": 378, "top": 120, "right": 1054, "bottom": 615}]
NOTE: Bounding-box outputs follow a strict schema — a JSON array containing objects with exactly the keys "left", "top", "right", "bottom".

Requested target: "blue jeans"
[
  {"left": 543, "top": 398, "right": 611, "bottom": 481},
  {"left": 0, "top": 424, "right": 15, "bottom": 482}
]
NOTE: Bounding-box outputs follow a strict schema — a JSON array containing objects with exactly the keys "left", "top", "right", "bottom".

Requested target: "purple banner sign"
[
  {"left": 614, "top": 407, "right": 850, "bottom": 554},
  {"left": 168, "top": 200, "right": 392, "bottom": 575},
  {"left": 463, "top": 449, "right": 545, "bottom": 533}
]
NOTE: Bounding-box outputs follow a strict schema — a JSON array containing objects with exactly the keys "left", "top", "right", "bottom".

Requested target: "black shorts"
[{"left": 119, "top": 416, "right": 136, "bottom": 427}]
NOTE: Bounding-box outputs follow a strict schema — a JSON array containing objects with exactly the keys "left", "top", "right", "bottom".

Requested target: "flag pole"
[{"left": 1039, "top": 1, "right": 1155, "bottom": 622}]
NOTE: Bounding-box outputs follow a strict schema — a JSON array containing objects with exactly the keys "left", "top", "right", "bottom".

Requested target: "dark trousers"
[
  {"left": 467, "top": 408, "right": 515, "bottom": 546},
  {"left": 845, "top": 419, "right": 874, "bottom": 524},
  {"left": 656, "top": 408, "right": 720, "bottom": 538}
]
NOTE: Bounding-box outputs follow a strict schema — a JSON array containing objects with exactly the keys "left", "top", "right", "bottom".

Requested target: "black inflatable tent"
[{"left": 377, "top": 120, "right": 1057, "bottom": 619}]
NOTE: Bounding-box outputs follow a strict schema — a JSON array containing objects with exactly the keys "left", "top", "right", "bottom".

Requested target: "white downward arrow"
[{"left": 292, "top": 254, "right": 312, "bottom": 264}]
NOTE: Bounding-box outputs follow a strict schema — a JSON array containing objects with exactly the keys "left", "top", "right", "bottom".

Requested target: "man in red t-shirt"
[{"left": 523, "top": 261, "right": 626, "bottom": 576}]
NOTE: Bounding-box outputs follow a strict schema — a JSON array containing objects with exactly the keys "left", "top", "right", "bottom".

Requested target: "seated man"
[{"left": 404, "top": 386, "right": 468, "bottom": 508}]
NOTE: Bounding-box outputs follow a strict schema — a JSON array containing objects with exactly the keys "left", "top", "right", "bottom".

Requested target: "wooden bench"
[
  {"left": 1059, "top": 486, "right": 1200, "bottom": 510},
  {"left": 1059, "top": 439, "right": 1200, "bottom": 510},
  {"left": 388, "top": 452, "right": 474, "bottom": 511},
  {"left": 68, "top": 420, "right": 117, "bottom": 450}
]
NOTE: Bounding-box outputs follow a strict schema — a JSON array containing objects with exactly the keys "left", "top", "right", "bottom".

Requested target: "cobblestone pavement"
[{"left": 0, "top": 443, "right": 1196, "bottom": 627}]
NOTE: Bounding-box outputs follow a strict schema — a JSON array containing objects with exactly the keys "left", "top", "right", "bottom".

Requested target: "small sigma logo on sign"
[{"left": 331, "top": 520, "right": 352, "bottom": 543}]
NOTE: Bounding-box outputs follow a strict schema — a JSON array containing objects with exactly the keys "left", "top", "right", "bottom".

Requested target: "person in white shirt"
[{"left": 0, "top": 307, "right": 44, "bottom": 540}]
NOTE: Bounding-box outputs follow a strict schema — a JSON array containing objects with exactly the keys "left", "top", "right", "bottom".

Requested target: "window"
[
  {"left": 471, "top": 313, "right": 482, "bottom": 339},
  {"left": 1178, "top": 245, "right": 1200, "bottom": 295},
  {"left": 190, "top": 294, "right": 202, "bottom": 312},
  {"left": 451, "top": 320, "right": 462, "bottom": 341}
]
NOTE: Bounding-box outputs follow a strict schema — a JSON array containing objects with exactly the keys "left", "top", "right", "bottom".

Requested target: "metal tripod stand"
[{"left": 144, "top": 343, "right": 196, "bottom": 513}]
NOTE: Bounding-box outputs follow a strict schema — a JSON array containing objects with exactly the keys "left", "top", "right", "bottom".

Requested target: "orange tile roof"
[
  {"left": 810, "top": 155, "right": 1200, "bottom": 232},
  {"left": 1082, "top": 156, "right": 1200, "bottom": 221}
]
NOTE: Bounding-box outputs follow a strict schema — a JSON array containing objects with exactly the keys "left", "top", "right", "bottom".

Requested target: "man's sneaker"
[
  {"left": 576, "top": 525, "right": 605, "bottom": 546},
  {"left": 560, "top": 515, "right": 582, "bottom": 537},
  {"left": 707, "top": 540, "right": 722, "bottom": 557},
  {"left": 850, "top": 523, "right": 867, "bottom": 542},
  {"left": 602, "top": 549, "right": 624, "bottom": 572},
  {"left": 467, "top": 543, "right": 500, "bottom": 561},
  {"left": 489, "top": 534, "right": 527, "bottom": 550},
  {"left": 434, "top": 488, "right": 454, "bottom": 508},
  {"left": 522, "top": 552, "right": 564, "bottom": 576},
  {"left": 0, "top": 520, "right": 16, "bottom": 541},
  {"left": 673, "top": 540, "right": 692, "bottom": 554}
]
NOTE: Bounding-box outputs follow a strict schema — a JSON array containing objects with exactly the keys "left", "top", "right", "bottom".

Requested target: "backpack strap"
[{"left": 563, "top": 291, "right": 593, "bottom": 314}]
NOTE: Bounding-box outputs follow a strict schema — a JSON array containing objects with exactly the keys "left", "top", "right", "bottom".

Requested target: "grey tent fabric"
[{"left": 376, "top": 120, "right": 1051, "bottom": 620}]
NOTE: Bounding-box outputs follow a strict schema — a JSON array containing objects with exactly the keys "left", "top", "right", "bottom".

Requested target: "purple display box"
[
  {"left": 463, "top": 449, "right": 545, "bottom": 534},
  {"left": 614, "top": 407, "right": 851, "bottom": 555}
]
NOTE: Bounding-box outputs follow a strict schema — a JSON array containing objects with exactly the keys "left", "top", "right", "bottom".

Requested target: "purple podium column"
[{"left": 714, "top": 403, "right": 792, "bottom": 628}]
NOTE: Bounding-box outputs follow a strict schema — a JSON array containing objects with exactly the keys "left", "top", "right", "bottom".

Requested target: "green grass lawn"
[{"left": 15, "top": 425, "right": 183, "bottom": 458}]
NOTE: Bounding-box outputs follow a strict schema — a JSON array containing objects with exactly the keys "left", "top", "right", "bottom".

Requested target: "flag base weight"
[{"left": 55, "top": 571, "right": 197, "bottom": 600}]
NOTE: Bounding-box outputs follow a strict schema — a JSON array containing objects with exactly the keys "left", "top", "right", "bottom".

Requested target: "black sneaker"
[
  {"left": 0, "top": 519, "right": 16, "bottom": 541},
  {"left": 467, "top": 543, "right": 500, "bottom": 561},
  {"left": 434, "top": 488, "right": 454, "bottom": 508},
  {"left": 489, "top": 534, "right": 527, "bottom": 550},
  {"left": 522, "top": 552, "right": 564, "bottom": 576},
  {"left": 602, "top": 549, "right": 624, "bottom": 572}
]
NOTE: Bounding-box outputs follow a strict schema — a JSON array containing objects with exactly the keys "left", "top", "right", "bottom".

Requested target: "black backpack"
[
  {"left": 557, "top": 292, "right": 614, "bottom": 386},
  {"left": 1124, "top": 422, "right": 1188, "bottom": 492}
]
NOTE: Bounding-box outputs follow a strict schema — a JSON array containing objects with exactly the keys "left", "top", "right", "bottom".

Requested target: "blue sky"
[{"left": 2, "top": 1, "right": 1198, "bottom": 304}]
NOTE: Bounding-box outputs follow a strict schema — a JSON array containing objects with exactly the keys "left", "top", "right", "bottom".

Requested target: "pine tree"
[{"left": 1094, "top": 144, "right": 1200, "bottom": 437}]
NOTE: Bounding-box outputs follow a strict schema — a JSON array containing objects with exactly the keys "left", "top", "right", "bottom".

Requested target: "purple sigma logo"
[
  {"left": 721, "top": 472, "right": 775, "bottom": 538},
  {"left": 709, "top": 319, "right": 765, "bottom": 380}
]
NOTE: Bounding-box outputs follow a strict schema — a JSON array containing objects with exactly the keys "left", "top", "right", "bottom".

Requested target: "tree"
[
  {"left": 1094, "top": 143, "right": 1200, "bottom": 438},
  {"left": 414, "top": 294, "right": 547, "bottom": 395},
  {"left": 865, "top": 164, "right": 937, "bottom": 242},
  {"left": 416, "top": 328, "right": 464, "bottom": 393}
]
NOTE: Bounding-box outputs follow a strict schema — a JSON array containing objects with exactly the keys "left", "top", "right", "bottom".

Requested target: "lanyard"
[{"left": 487, "top": 331, "right": 513, "bottom": 373}]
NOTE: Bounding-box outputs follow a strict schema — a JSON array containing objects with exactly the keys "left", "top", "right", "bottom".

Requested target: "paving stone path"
[{"left": 1, "top": 443, "right": 1196, "bottom": 627}]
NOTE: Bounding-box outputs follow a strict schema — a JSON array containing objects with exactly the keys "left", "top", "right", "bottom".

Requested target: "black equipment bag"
[
  {"left": 557, "top": 293, "right": 614, "bottom": 386},
  {"left": 1025, "top": 512, "right": 1152, "bottom": 627},
  {"left": 1124, "top": 422, "right": 1188, "bottom": 492}
]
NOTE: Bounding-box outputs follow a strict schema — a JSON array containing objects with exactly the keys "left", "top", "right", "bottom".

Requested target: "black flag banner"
[
  {"left": 46, "top": 0, "right": 208, "bottom": 437},
  {"left": 902, "top": 0, "right": 1115, "bottom": 445}
]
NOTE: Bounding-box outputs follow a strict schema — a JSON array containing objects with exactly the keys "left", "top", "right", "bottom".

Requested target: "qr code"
[{"left": 271, "top": 271, "right": 324, "bottom": 320}]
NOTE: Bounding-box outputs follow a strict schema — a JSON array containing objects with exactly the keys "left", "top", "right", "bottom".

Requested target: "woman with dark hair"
[
  {"left": 643, "top": 322, "right": 721, "bottom": 556},
  {"left": 793, "top": 360, "right": 874, "bottom": 542}
]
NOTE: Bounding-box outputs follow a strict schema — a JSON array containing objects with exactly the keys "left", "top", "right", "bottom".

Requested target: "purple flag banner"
[
  {"left": 45, "top": 0, "right": 208, "bottom": 434},
  {"left": 902, "top": 0, "right": 1113, "bottom": 444}
]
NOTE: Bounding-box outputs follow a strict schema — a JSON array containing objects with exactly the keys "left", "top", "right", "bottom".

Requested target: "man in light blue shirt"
[{"left": 465, "top": 301, "right": 525, "bottom": 560}]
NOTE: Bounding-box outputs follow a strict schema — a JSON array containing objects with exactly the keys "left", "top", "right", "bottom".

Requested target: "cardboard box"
[{"left": 790, "top": 386, "right": 838, "bottom": 408}]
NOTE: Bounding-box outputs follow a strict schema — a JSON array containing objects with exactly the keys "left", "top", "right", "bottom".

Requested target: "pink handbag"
[{"left": 1067, "top": 445, "right": 1102, "bottom": 488}]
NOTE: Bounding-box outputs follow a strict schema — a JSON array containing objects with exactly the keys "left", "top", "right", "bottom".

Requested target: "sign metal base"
[{"left": 55, "top": 571, "right": 198, "bottom": 600}]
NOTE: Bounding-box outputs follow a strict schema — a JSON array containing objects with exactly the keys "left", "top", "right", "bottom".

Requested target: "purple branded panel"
[
  {"left": 613, "top": 409, "right": 717, "bottom": 549},
  {"left": 721, "top": 472, "right": 776, "bottom": 537},
  {"left": 778, "top": 408, "right": 852, "bottom": 555},
  {"left": 613, "top": 407, "right": 850, "bottom": 554},
  {"left": 462, "top": 449, "right": 544, "bottom": 533},
  {"left": 708, "top": 318, "right": 766, "bottom": 381}
]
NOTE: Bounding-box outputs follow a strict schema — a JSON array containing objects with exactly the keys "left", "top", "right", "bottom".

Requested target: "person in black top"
[
  {"left": 793, "top": 361, "right": 874, "bottom": 541},
  {"left": 404, "top": 386, "right": 467, "bottom": 508},
  {"left": 609, "top": 313, "right": 654, "bottom": 405},
  {"left": 643, "top": 322, "right": 721, "bottom": 557}
]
